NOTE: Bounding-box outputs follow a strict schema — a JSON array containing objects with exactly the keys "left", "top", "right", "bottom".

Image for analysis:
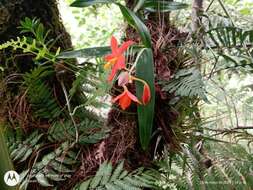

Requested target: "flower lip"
[
  {"left": 117, "top": 71, "right": 130, "bottom": 86},
  {"left": 112, "top": 85, "right": 141, "bottom": 110}
]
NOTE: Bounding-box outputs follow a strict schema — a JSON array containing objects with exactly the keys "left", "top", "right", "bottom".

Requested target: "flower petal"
[
  {"left": 142, "top": 84, "right": 151, "bottom": 105},
  {"left": 118, "top": 40, "right": 134, "bottom": 54},
  {"left": 104, "top": 61, "right": 113, "bottom": 70},
  {"left": 111, "top": 36, "right": 118, "bottom": 54},
  {"left": 125, "top": 88, "right": 142, "bottom": 104},
  {"left": 104, "top": 54, "right": 115, "bottom": 62},
  {"left": 117, "top": 71, "right": 129, "bottom": 86},
  {"left": 116, "top": 55, "right": 126, "bottom": 69},
  {"left": 107, "top": 56, "right": 126, "bottom": 81},
  {"left": 112, "top": 91, "right": 127, "bottom": 103},
  {"left": 107, "top": 65, "right": 118, "bottom": 81},
  {"left": 119, "top": 93, "right": 131, "bottom": 110}
]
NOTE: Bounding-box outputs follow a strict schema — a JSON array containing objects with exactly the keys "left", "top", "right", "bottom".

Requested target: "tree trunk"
[
  {"left": 0, "top": 0, "right": 72, "bottom": 48},
  {"left": 0, "top": 0, "right": 74, "bottom": 129},
  {"left": 0, "top": 1, "right": 73, "bottom": 188}
]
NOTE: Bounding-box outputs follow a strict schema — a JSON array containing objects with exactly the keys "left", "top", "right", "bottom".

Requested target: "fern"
[
  {"left": 157, "top": 143, "right": 253, "bottom": 190},
  {"left": 162, "top": 67, "right": 208, "bottom": 102},
  {"left": 19, "top": 142, "right": 78, "bottom": 189},
  {"left": 23, "top": 66, "right": 62, "bottom": 119},
  {"left": 7, "top": 130, "right": 44, "bottom": 163},
  {"left": 206, "top": 26, "right": 253, "bottom": 71},
  {"left": 74, "top": 161, "right": 157, "bottom": 190},
  {"left": 207, "top": 26, "right": 253, "bottom": 49},
  {"left": 48, "top": 118, "right": 110, "bottom": 144}
]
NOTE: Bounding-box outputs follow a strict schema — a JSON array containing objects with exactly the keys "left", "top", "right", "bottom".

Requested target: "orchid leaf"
[
  {"left": 58, "top": 46, "right": 111, "bottom": 59},
  {"left": 0, "top": 124, "right": 17, "bottom": 190},
  {"left": 117, "top": 3, "right": 152, "bottom": 48},
  {"left": 136, "top": 48, "right": 155, "bottom": 150},
  {"left": 144, "top": 0, "right": 189, "bottom": 12},
  {"left": 58, "top": 45, "right": 143, "bottom": 59},
  {"left": 70, "top": 0, "right": 112, "bottom": 7}
]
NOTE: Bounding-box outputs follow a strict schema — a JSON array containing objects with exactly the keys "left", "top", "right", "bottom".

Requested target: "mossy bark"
[
  {"left": 0, "top": 1, "right": 73, "bottom": 187},
  {"left": 0, "top": 0, "right": 74, "bottom": 123}
]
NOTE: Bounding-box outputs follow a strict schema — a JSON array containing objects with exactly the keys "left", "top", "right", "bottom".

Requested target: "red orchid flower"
[
  {"left": 112, "top": 86, "right": 141, "bottom": 110},
  {"left": 142, "top": 83, "right": 151, "bottom": 105},
  {"left": 104, "top": 36, "right": 134, "bottom": 81}
]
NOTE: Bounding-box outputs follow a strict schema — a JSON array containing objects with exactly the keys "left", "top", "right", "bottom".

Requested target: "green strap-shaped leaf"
[
  {"left": 117, "top": 4, "right": 152, "bottom": 48},
  {"left": 136, "top": 48, "right": 155, "bottom": 150},
  {"left": 58, "top": 46, "right": 111, "bottom": 59},
  {"left": 58, "top": 45, "right": 142, "bottom": 59},
  {"left": 144, "top": 0, "right": 189, "bottom": 12},
  {"left": 70, "top": 0, "right": 111, "bottom": 7},
  {"left": 0, "top": 124, "right": 18, "bottom": 190}
]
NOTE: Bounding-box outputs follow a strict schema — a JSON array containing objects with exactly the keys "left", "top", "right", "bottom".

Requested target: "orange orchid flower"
[
  {"left": 112, "top": 86, "right": 141, "bottom": 110},
  {"left": 142, "top": 83, "right": 151, "bottom": 105},
  {"left": 104, "top": 36, "right": 134, "bottom": 81}
]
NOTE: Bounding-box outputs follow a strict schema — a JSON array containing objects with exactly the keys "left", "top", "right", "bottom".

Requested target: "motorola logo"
[{"left": 4, "top": 170, "right": 20, "bottom": 186}]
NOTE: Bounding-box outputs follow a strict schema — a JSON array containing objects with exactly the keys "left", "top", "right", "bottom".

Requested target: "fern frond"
[
  {"left": 7, "top": 130, "right": 44, "bottom": 163},
  {"left": 162, "top": 67, "right": 208, "bottom": 102},
  {"left": 23, "top": 66, "right": 62, "bottom": 119},
  {"left": 207, "top": 26, "right": 253, "bottom": 49},
  {"left": 74, "top": 161, "right": 157, "bottom": 190},
  {"left": 48, "top": 118, "right": 110, "bottom": 144},
  {"left": 157, "top": 143, "right": 253, "bottom": 190},
  {"left": 19, "top": 142, "right": 78, "bottom": 189}
]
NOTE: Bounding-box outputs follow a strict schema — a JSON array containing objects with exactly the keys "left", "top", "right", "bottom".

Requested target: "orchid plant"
[{"left": 104, "top": 36, "right": 151, "bottom": 110}]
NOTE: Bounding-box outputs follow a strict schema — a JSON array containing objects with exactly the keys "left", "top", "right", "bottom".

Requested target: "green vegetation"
[{"left": 0, "top": 0, "right": 253, "bottom": 189}]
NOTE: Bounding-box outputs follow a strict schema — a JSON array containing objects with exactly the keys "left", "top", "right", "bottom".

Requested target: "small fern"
[
  {"left": 23, "top": 66, "right": 62, "bottom": 119},
  {"left": 162, "top": 67, "right": 208, "bottom": 102},
  {"left": 7, "top": 130, "right": 44, "bottom": 163},
  {"left": 48, "top": 118, "right": 110, "bottom": 144},
  {"left": 157, "top": 143, "right": 253, "bottom": 190},
  {"left": 74, "top": 161, "right": 157, "bottom": 190},
  {"left": 20, "top": 142, "right": 78, "bottom": 189},
  {"left": 207, "top": 26, "right": 253, "bottom": 49}
]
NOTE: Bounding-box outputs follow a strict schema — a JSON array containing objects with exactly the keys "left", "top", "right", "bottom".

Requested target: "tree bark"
[
  {"left": 0, "top": 0, "right": 74, "bottom": 127},
  {"left": 0, "top": 0, "right": 72, "bottom": 48}
]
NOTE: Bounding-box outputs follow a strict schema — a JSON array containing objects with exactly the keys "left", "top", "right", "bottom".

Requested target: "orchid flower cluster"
[{"left": 104, "top": 36, "right": 151, "bottom": 110}]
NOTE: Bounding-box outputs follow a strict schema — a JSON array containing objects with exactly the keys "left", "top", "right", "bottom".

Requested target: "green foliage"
[
  {"left": 0, "top": 125, "right": 16, "bottom": 190},
  {"left": 71, "top": 0, "right": 114, "bottom": 7},
  {"left": 0, "top": 18, "right": 60, "bottom": 62},
  {"left": 143, "top": 0, "right": 189, "bottom": 13},
  {"left": 48, "top": 119, "right": 110, "bottom": 144},
  {"left": 19, "top": 17, "right": 50, "bottom": 45},
  {"left": 157, "top": 143, "right": 253, "bottom": 190},
  {"left": 0, "top": 37, "right": 52, "bottom": 61},
  {"left": 7, "top": 130, "right": 44, "bottom": 163},
  {"left": 207, "top": 26, "right": 253, "bottom": 48},
  {"left": 70, "top": 0, "right": 152, "bottom": 48},
  {"left": 23, "top": 66, "right": 62, "bottom": 119},
  {"left": 118, "top": 3, "right": 152, "bottom": 48},
  {"left": 206, "top": 26, "right": 253, "bottom": 71},
  {"left": 74, "top": 160, "right": 157, "bottom": 190},
  {"left": 162, "top": 67, "right": 208, "bottom": 102},
  {"left": 19, "top": 142, "right": 78, "bottom": 189},
  {"left": 135, "top": 48, "right": 155, "bottom": 150},
  {"left": 59, "top": 46, "right": 111, "bottom": 59}
]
